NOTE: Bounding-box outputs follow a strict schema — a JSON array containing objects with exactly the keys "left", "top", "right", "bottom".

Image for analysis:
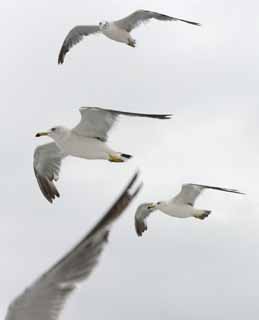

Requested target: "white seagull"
[
  {"left": 4, "top": 173, "right": 142, "bottom": 320},
  {"left": 135, "top": 183, "right": 244, "bottom": 236},
  {"left": 58, "top": 9, "right": 201, "bottom": 64},
  {"left": 34, "top": 106, "right": 171, "bottom": 203}
]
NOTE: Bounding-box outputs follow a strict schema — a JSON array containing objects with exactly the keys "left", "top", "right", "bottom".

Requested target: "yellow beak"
[
  {"left": 147, "top": 203, "right": 156, "bottom": 209},
  {"left": 35, "top": 131, "right": 49, "bottom": 137}
]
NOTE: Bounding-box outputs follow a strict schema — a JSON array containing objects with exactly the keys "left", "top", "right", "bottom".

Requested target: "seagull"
[
  {"left": 4, "top": 172, "right": 142, "bottom": 320},
  {"left": 135, "top": 183, "right": 244, "bottom": 236},
  {"left": 34, "top": 106, "right": 171, "bottom": 203},
  {"left": 58, "top": 9, "right": 201, "bottom": 64}
]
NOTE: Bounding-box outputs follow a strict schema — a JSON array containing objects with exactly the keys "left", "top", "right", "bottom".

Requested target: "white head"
[
  {"left": 35, "top": 126, "right": 70, "bottom": 143},
  {"left": 147, "top": 201, "right": 167, "bottom": 210},
  {"left": 99, "top": 21, "right": 109, "bottom": 30}
]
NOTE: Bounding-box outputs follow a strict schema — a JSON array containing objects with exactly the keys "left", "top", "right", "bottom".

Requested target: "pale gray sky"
[{"left": 0, "top": 0, "right": 259, "bottom": 319}]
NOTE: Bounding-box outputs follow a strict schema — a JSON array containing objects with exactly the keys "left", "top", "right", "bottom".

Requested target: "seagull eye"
[
  {"left": 51, "top": 128, "right": 56, "bottom": 132},
  {"left": 157, "top": 202, "right": 161, "bottom": 205}
]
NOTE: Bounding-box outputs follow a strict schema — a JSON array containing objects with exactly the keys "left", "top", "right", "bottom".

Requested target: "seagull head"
[
  {"left": 35, "top": 126, "right": 70, "bottom": 141},
  {"left": 99, "top": 21, "right": 109, "bottom": 30},
  {"left": 147, "top": 201, "right": 165, "bottom": 210}
]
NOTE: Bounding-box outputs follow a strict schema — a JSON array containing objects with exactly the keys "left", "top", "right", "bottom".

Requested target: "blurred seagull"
[
  {"left": 4, "top": 173, "right": 142, "bottom": 320},
  {"left": 34, "top": 106, "right": 171, "bottom": 203},
  {"left": 135, "top": 183, "right": 244, "bottom": 236},
  {"left": 58, "top": 9, "right": 201, "bottom": 63}
]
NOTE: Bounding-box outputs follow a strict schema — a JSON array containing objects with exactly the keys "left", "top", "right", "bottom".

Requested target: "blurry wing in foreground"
[
  {"left": 135, "top": 203, "right": 155, "bottom": 237},
  {"left": 114, "top": 10, "right": 201, "bottom": 32},
  {"left": 173, "top": 183, "right": 244, "bottom": 206},
  {"left": 58, "top": 25, "right": 100, "bottom": 64},
  {"left": 5, "top": 172, "right": 142, "bottom": 320},
  {"left": 73, "top": 106, "right": 172, "bottom": 142},
  {"left": 33, "top": 142, "right": 65, "bottom": 203}
]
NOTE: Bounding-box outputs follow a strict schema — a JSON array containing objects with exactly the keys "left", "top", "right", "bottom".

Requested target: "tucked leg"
[
  {"left": 194, "top": 210, "right": 211, "bottom": 220},
  {"left": 128, "top": 38, "right": 136, "bottom": 48}
]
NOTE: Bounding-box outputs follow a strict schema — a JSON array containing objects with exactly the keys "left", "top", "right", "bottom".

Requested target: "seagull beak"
[
  {"left": 35, "top": 131, "right": 49, "bottom": 137},
  {"left": 147, "top": 203, "right": 156, "bottom": 209}
]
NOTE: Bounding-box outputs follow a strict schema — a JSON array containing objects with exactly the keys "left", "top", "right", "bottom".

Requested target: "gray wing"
[
  {"left": 114, "top": 10, "right": 201, "bottom": 32},
  {"left": 173, "top": 183, "right": 244, "bottom": 206},
  {"left": 33, "top": 143, "right": 65, "bottom": 203},
  {"left": 135, "top": 203, "right": 155, "bottom": 237},
  {"left": 73, "top": 107, "right": 172, "bottom": 142},
  {"left": 58, "top": 25, "right": 100, "bottom": 64},
  {"left": 5, "top": 172, "right": 142, "bottom": 320}
]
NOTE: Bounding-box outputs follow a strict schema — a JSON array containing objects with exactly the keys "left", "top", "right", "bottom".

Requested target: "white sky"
[{"left": 0, "top": 0, "right": 259, "bottom": 319}]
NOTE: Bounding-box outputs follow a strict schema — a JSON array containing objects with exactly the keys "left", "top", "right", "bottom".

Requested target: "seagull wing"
[
  {"left": 58, "top": 25, "right": 100, "bottom": 64},
  {"left": 33, "top": 142, "right": 65, "bottom": 203},
  {"left": 73, "top": 107, "right": 172, "bottom": 142},
  {"left": 5, "top": 172, "right": 142, "bottom": 320},
  {"left": 114, "top": 10, "right": 201, "bottom": 32},
  {"left": 135, "top": 203, "right": 155, "bottom": 237},
  {"left": 173, "top": 183, "right": 244, "bottom": 206}
]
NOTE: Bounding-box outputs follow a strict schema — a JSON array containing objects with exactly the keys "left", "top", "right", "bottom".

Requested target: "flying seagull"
[
  {"left": 58, "top": 9, "right": 201, "bottom": 64},
  {"left": 4, "top": 172, "right": 142, "bottom": 320},
  {"left": 34, "top": 106, "right": 171, "bottom": 203},
  {"left": 135, "top": 183, "right": 244, "bottom": 236}
]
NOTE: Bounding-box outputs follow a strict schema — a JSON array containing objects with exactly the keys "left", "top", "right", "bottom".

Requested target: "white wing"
[
  {"left": 134, "top": 203, "right": 155, "bottom": 237},
  {"left": 73, "top": 107, "right": 172, "bottom": 142},
  {"left": 114, "top": 10, "right": 201, "bottom": 32},
  {"left": 58, "top": 25, "right": 100, "bottom": 64},
  {"left": 5, "top": 172, "right": 142, "bottom": 320},
  {"left": 173, "top": 183, "right": 244, "bottom": 206},
  {"left": 33, "top": 142, "right": 65, "bottom": 203}
]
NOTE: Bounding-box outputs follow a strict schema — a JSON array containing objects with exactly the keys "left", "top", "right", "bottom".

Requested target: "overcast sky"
[{"left": 1, "top": 0, "right": 259, "bottom": 319}]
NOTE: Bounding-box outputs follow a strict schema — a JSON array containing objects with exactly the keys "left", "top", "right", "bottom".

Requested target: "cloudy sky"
[{"left": 1, "top": 0, "right": 259, "bottom": 319}]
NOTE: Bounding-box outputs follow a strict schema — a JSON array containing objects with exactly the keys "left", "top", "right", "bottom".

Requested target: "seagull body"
[
  {"left": 34, "top": 107, "right": 171, "bottom": 203},
  {"left": 58, "top": 10, "right": 201, "bottom": 64},
  {"left": 100, "top": 21, "right": 134, "bottom": 45},
  {"left": 47, "top": 127, "right": 115, "bottom": 160},
  {"left": 4, "top": 173, "right": 142, "bottom": 320},
  {"left": 135, "top": 183, "right": 244, "bottom": 236},
  {"left": 156, "top": 201, "right": 204, "bottom": 218}
]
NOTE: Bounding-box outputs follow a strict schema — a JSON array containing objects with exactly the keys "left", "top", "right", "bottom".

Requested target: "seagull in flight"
[
  {"left": 34, "top": 106, "right": 171, "bottom": 203},
  {"left": 135, "top": 183, "right": 244, "bottom": 236},
  {"left": 58, "top": 9, "right": 201, "bottom": 64},
  {"left": 4, "top": 173, "right": 142, "bottom": 320}
]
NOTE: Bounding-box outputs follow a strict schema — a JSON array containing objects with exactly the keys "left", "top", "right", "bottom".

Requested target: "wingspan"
[
  {"left": 58, "top": 25, "right": 100, "bottom": 64},
  {"left": 72, "top": 106, "right": 172, "bottom": 142},
  {"left": 134, "top": 203, "right": 155, "bottom": 236},
  {"left": 33, "top": 142, "right": 65, "bottom": 203},
  {"left": 114, "top": 10, "right": 201, "bottom": 32},
  {"left": 189, "top": 184, "right": 245, "bottom": 195},
  {"left": 5, "top": 172, "right": 142, "bottom": 320},
  {"left": 173, "top": 183, "right": 244, "bottom": 206}
]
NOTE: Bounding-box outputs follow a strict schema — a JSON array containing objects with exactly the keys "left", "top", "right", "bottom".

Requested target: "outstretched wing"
[
  {"left": 173, "top": 183, "right": 244, "bottom": 206},
  {"left": 58, "top": 25, "right": 100, "bottom": 64},
  {"left": 5, "top": 172, "right": 142, "bottom": 320},
  {"left": 114, "top": 10, "right": 201, "bottom": 32},
  {"left": 73, "top": 106, "right": 172, "bottom": 142},
  {"left": 33, "top": 142, "right": 65, "bottom": 203},
  {"left": 134, "top": 203, "right": 155, "bottom": 237}
]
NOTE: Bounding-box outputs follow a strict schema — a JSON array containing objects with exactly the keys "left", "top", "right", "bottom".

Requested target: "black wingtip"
[
  {"left": 178, "top": 18, "right": 202, "bottom": 26},
  {"left": 233, "top": 190, "right": 246, "bottom": 195},
  {"left": 164, "top": 114, "right": 173, "bottom": 119},
  {"left": 58, "top": 55, "right": 64, "bottom": 65},
  {"left": 126, "top": 170, "right": 139, "bottom": 191},
  {"left": 85, "top": 171, "right": 142, "bottom": 239},
  {"left": 58, "top": 48, "right": 65, "bottom": 64},
  {"left": 148, "top": 113, "right": 173, "bottom": 120}
]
